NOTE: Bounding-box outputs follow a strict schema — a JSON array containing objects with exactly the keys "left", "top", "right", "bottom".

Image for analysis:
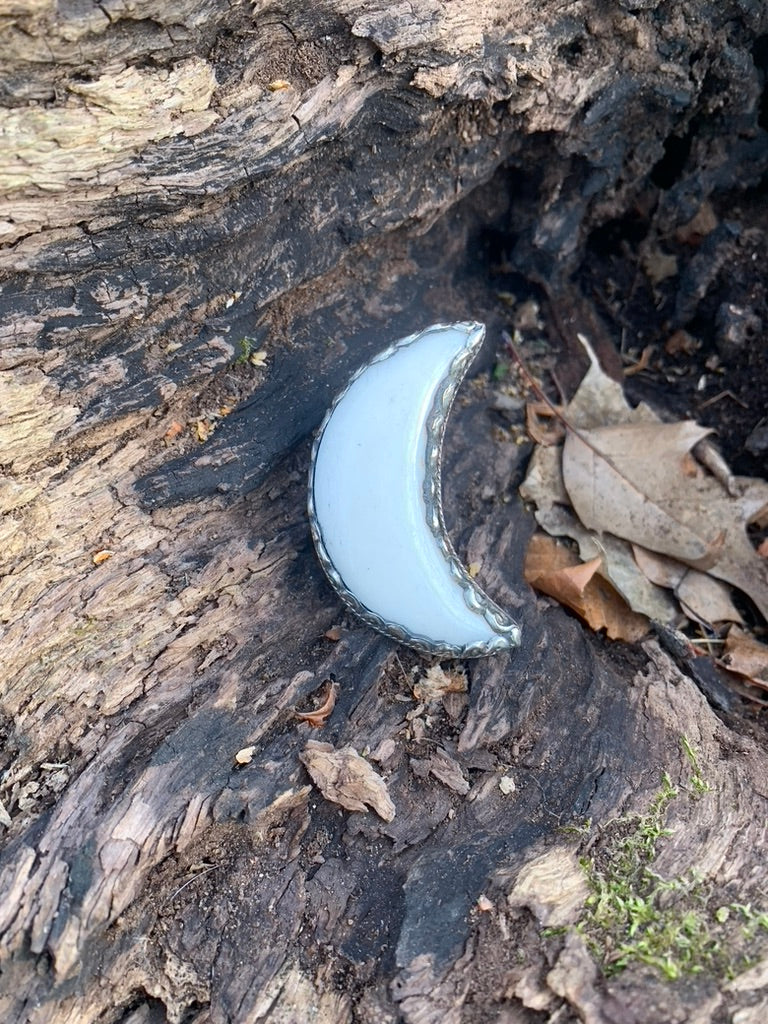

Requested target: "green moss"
[
  {"left": 571, "top": 741, "right": 767, "bottom": 982},
  {"left": 235, "top": 337, "right": 256, "bottom": 364},
  {"left": 681, "top": 736, "right": 712, "bottom": 796}
]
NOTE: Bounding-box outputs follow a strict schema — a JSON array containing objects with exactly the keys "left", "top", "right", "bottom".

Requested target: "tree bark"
[{"left": 2, "top": 2, "right": 768, "bottom": 1022}]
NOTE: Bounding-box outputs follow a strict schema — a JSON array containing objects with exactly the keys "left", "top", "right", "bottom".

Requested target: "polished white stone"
[{"left": 309, "top": 322, "right": 520, "bottom": 656}]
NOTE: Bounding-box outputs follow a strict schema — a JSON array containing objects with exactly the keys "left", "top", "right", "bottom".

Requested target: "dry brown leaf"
[
  {"left": 632, "top": 545, "right": 743, "bottom": 626},
  {"left": 718, "top": 626, "right": 768, "bottom": 692},
  {"left": 565, "top": 423, "right": 768, "bottom": 617},
  {"left": 563, "top": 335, "right": 659, "bottom": 429},
  {"left": 413, "top": 664, "right": 467, "bottom": 703},
  {"left": 521, "top": 455, "right": 675, "bottom": 621},
  {"left": 521, "top": 333, "right": 768, "bottom": 623},
  {"left": 294, "top": 681, "right": 338, "bottom": 728},
  {"left": 526, "top": 401, "right": 565, "bottom": 446},
  {"left": 563, "top": 420, "right": 718, "bottom": 567},
  {"left": 299, "top": 741, "right": 395, "bottom": 821},
  {"left": 92, "top": 549, "right": 114, "bottom": 566},
  {"left": 693, "top": 438, "right": 739, "bottom": 497},
  {"left": 524, "top": 533, "right": 649, "bottom": 642}
]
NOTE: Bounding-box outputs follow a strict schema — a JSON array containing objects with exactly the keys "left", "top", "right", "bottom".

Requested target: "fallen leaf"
[
  {"left": 524, "top": 533, "right": 650, "bottom": 642},
  {"left": 526, "top": 401, "right": 565, "bottom": 446},
  {"left": 563, "top": 421, "right": 768, "bottom": 616},
  {"left": 694, "top": 438, "right": 739, "bottom": 497},
  {"left": 632, "top": 545, "right": 743, "bottom": 626},
  {"left": 563, "top": 334, "right": 659, "bottom": 429},
  {"left": 520, "top": 445, "right": 678, "bottom": 622},
  {"left": 294, "top": 680, "right": 338, "bottom": 728},
  {"left": 520, "top": 333, "right": 768, "bottom": 623},
  {"left": 563, "top": 420, "right": 718, "bottom": 568},
  {"left": 92, "top": 549, "right": 114, "bottom": 566},
  {"left": 235, "top": 745, "right": 256, "bottom": 765},
  {"left": 413, "top": 664, "right": 467, "bottom": 703},
  {"left": 299, "top": 741, "right": 395, "bottom": 821},
  {"left": 718, "top": 626, "right": 768, "bottom": 692}
]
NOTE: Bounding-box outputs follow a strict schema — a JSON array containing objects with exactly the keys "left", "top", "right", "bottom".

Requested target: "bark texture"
[{"left": 2, "top": 1, "right": 768, "bottom": 1022}]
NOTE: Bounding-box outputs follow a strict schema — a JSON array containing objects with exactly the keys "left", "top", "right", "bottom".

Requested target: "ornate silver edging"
[{"left": 307, "top": 322, "right": 522, "bottom": 659}]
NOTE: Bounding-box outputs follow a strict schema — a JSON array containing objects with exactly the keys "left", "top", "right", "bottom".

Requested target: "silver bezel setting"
[{"left": 307, "top": 323, "right": 522, "bottom": 658}]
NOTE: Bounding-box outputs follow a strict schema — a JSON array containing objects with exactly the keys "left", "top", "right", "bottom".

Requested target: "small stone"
[
  {"left": 499, "top": 775, "right": 516, "bottom": 795},
  {"left": 715, "top": 303, "right": 762, "bottom": 361}
]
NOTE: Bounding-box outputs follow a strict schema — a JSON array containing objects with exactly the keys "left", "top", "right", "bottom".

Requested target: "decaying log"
[{"left": 2, "top": 1, "right": 768, "bottom": 1022}]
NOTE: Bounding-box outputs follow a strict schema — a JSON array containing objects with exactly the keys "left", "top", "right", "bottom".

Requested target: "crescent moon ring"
[{"left": 308, "top": 322, "right": 522, "bottom": 658}]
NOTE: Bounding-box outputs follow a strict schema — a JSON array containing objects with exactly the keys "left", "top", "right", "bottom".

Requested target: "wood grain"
[{"left": 1, "top": 0, "right": 768, "bottom": 1021}]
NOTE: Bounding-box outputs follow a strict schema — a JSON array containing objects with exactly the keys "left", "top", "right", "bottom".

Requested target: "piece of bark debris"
[
  {"left": 429, "top": 748, "right": 470, "bottom": 795},
  {"left": 508, "top": 847, "right": 589, "bottom": 928},
  {"left": 300, "top": 741, "right": 395, "bottom": 821}
]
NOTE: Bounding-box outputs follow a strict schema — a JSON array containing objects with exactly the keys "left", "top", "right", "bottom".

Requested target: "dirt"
[{"left": 578, "top": 186, "right": 768, "bottom": 478}]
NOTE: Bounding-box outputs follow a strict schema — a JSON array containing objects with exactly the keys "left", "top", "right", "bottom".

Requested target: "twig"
[
  {"left": 165, "top": 865, "right": 217, "bottom": 904},
  {"left": 502, "top": 330, "right": 613, "bottom": 463},
  {"left": 698, "top": 389, "right": 748, "bottom": 410},
  {"left": 623, "top": 344, "right": 654, "bottom": 377},
  {"left": 502, "top": 330, "right": 566, "bottom": 422}
]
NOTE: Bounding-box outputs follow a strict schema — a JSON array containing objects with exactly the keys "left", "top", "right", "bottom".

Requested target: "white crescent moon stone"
[{"left": 309, "top": 322, "right": 521, "bottom": 657}]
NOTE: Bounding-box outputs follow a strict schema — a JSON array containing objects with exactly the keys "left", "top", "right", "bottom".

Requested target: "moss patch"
[{"left": 573, "top": 740, "right": 768, "bottom": 982}]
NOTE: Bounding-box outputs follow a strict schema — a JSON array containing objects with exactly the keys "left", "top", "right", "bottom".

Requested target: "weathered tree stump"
[{"left": 2, "top": 2, "right": 768, "bottom": 1022}]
